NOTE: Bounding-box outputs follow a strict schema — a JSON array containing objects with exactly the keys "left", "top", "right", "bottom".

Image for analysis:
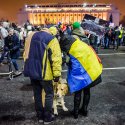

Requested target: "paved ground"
[{"left": 0, "top": 47, "right": 125, "bottom": 125}]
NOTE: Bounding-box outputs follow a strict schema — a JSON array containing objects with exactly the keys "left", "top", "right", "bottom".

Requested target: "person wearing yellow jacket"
[
  {"left": 60, "top": 35, "right": 102, "bottom": 119},
  {"left": 23, "top": 27, "right": 62, "bottom": 124},
  {"left": 118, "top": 28, "right": 124, "bottom": 46}
]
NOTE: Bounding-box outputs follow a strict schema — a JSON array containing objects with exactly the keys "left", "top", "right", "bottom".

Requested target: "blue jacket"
[
  {"left": 23, "top": 31, "right": 62, "bottom": 80},
  {"left": 4, "top": 33, "right": 20, "bottom": 59}
]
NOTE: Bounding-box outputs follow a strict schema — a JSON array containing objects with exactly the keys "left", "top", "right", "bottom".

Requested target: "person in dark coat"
[
  {"left": 0, "top": 28, "right": 21, "bottom": 74},
  {"left": 72, "top": 22, "right": 90, "bottom": 45},
  {"left": 60, "top": 35, "right": 102, "bottom": 119}
]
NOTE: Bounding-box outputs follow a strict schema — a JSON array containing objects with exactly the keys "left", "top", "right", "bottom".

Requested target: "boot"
[
  {"left": 37, "top": 111, "right": 44, "bottom": 123},
  {"left": 73, "top": 90, "right": 82, "bottom": 119},
  {"left": 80, "top": 105, "right": 88, "bottom": 117}
]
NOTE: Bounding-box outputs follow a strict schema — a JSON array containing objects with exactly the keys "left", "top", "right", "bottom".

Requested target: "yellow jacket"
[{"left": 23, "top": 30, "right": 62, "bottom": 80}]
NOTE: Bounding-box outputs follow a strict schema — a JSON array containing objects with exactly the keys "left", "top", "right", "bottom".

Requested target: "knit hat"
[{"left": 72, "top": 22, "right": 80, "bottom": 29}]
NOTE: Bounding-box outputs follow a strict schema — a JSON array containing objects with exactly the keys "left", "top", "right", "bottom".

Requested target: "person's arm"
[
  {"left": 48, "top": 37, "right": 62, "bottom": 79},
  {"left": 12, "top": 35, "right": 20, "bottom": 50}
]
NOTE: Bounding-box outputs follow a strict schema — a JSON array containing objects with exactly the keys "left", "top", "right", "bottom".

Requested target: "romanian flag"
[{"left": 67, "top": 39, "right": 103, "bottom": 93}]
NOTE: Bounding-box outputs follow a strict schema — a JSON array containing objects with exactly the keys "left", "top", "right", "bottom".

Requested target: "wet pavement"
[{"left": 0, "top": 47, "right": 125, "bottom": 125}]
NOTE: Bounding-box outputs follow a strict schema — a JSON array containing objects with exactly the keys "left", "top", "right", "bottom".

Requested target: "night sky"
[{"left": 0, "top": 0, "right": 125, "bottom": 22}]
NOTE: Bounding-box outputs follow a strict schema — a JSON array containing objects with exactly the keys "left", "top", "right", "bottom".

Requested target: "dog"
[{"left": 53, "top": 79, "right": 68, "bottom": 115}]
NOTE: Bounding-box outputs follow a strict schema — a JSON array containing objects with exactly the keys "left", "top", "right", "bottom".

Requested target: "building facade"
[{"left": 17, "top": 3, "right": 120, "bottom": 26}]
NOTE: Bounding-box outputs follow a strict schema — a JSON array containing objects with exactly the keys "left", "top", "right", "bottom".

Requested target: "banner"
[
  {"left": 83, "top": 14, "right": 109, "bottom": 26},
  {"left": 81, "top": 14, "right": 109, "bottom": 37}
]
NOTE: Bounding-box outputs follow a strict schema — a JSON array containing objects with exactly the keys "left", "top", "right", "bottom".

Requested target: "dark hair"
[{"left": 60, "top": 35, "right": 76, "bottom": 52}]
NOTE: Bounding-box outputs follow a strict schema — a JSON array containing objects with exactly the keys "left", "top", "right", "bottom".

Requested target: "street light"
[
  {"left": 35, "top": 4, "right": 38, "bottom": 8},
  {"left": 83, "top": 3, "right": 87, "bottom": 7},
  {"left": 25, "top": 4, "right": 27, "bottom": 8}
]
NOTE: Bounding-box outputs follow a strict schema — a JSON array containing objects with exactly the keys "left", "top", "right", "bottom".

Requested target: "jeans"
[
  {"left": 0, "top": 51, "right": 19, "bottom": 71},
  {"left": 11, "top": 59, "right": 19, "bottom": 71},
  {"left": 104, "top": 37, "right": 109, "bottom": 48},
  {"left": 31, "top": 79, "right": 54, "bottom": 119},
  {"left": 115, "top": 39, "right": 120, "bottom": 50}
]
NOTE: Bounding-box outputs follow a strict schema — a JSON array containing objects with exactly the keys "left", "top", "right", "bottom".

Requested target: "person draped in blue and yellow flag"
[{"left": 60, "top": 35, "right": 103, "bottom": 119}]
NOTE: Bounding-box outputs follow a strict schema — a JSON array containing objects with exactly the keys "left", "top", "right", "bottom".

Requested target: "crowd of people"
[
  {"left": 0, "top": 19, "right": 125, "bottom": 124},
  {"left": 102, "top": 25, "right": 125, "bottom": 50},
  {"left": 0, "top": 19, "right": 125, "bottom": 52}
]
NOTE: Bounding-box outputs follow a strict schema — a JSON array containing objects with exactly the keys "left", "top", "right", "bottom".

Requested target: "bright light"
[
  {"left": 83, "top": 3, "right": 87, "bottom": 7},
  {"left": 35, "top": 4, "right": 38, "bottom": 7},
  {"left": 25, "top": 5, "right": 27, "bottom": 8}
]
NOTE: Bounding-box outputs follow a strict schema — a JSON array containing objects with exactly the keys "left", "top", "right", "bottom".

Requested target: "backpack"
[
  {"left": 72, "top": 35, "right": 90, "bottom": 45},
  {"left": 79, "top": 35, "right": 90, "bottom": 45}
]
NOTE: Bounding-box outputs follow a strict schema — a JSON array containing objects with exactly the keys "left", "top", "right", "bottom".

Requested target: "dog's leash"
[{"left": 53, "top": 81, "right": 58, "bottom": 99}]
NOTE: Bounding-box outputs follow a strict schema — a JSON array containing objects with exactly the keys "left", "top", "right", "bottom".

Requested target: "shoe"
[
  {"left": 37, "top": 112, "right": 44, "bottom": 123},
  {"left": 14, "top": 71, "right": 22, "bottom": 75},
  {"left": 74, "top": 110, "right": 79, "bottom": 119},
  {"left": 38, "top": 118, "right": 44, "bottom": 123},
  {"left": 70, "top": 110, "right": 79, "bottom": 119},
  {"left": 74, "top": 113, "right": 78, "bottom": 119},
  {"left": 44, "top": 115, "right": 55, "bottom": 125},
  {"left": 79, "top": 109, "right": 88, "bottom": 117}
]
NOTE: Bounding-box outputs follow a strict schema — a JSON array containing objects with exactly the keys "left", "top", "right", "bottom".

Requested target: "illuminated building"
[{"left": 17, "top": 3, "right": 120, "bottom": 26}]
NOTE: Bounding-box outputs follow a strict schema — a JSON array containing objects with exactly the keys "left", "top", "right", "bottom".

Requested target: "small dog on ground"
[{"left": 52, "top": 79, "right": 68, "bottom": 115}]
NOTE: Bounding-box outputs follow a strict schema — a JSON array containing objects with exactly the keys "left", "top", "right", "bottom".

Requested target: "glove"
[{"left": 53, "top": 77, "right": 60, "bottom": 82}]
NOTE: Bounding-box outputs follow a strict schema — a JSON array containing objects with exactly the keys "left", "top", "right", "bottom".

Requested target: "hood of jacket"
[{"left": 72, "top": 28, "right": 85, "bottom": 37}]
